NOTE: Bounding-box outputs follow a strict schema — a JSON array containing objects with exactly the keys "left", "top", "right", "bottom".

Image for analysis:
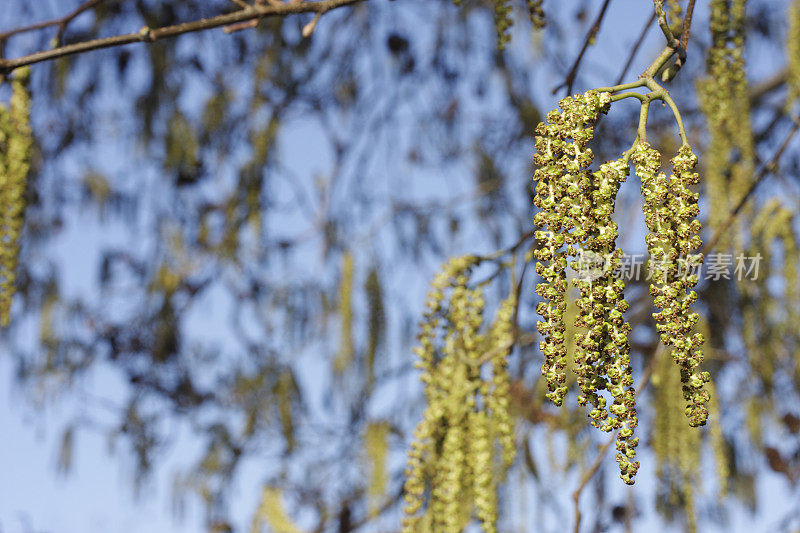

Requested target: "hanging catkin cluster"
[
  {"left": 403, "top": 255, "right": 516, "bottom": 533},
  {"left": 741, "top": 200, "right": 800, "bottom": 387},
  {"left": 0, "top": 67, "right": 33, "bottom": 327},
  {"left": 697, "top": 0, "right": 753, "bottom": 249},
  {"left": 529, "top": 81, "right": 709, "bottom": 484},
  {"left": 533, "top": 90, "right": 613, "bottom": 408},
  {"left": 651, "top": 349, "right": 701, "bottom": 533},
  {"left": 533, "top": 90, "right": 642, "bottom": 483},
  {"left": 634, "top": 143, "right": 709, "bottom": 427}
]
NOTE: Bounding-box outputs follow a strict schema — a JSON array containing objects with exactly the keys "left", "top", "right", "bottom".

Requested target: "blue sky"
[{"left": 1, "top": 1, "right": 800, "bottom": 532}]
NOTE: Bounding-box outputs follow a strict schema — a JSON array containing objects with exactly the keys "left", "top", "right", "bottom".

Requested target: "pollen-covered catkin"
[
  {"left": 0, "top": 67, "right": 33, "bottom": 326},
  {"left": 533, "top": 90, "right": 643, "bottom": 484},
  {"left": 403, "top": 256, "right": 516, "bottom": 532},
  {"left": 333, "top": 252, "right": 354, "bottom": 373},
  {"left": 533, "top": 90, "right": 612, "bottom": 408},
  {"left": 789, "top": 0, "right": 800, "bottom": 101},
  {"left": 697, "top": 0, "right": 753, "bottom": 249},
  {"left": 527, "top": 0, "right": 546, "bottom": 29},
  {"left": 651, "top": 349, "right": 701, "bottom": 532},
  {"left": 635, "top": 142, "right": 709, "bottom": 428}
]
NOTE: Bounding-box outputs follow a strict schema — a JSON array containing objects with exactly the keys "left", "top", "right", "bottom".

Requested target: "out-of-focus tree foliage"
[{"left": 1, "top": 0, "right": 800, "bottom": 532}]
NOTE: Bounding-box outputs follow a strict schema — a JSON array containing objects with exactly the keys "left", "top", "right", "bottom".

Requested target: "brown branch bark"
[
  {"left": 553, "top": 0, "right": 614, "bottom": 95},
  {"left": 671, "top": 0, "right": 695, "bottom": 72},
  {"left": 613, "top": 11, "right": 656, "bottom": 86},
  {"left": 0, "top": 0, "right": 363, "bottom": 75},
  {"left": 679, "top": 0, "right": 696, "bottom": 53},
  {"left": 0, "top": 0, "right": 105, "bottom": 41}
]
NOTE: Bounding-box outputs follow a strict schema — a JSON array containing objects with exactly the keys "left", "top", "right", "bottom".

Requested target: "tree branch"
[
  {"left": 553, "top": 0, "right": 614, "bottom": 95},
  {"left": 0, "top": 0, "right": 105, "bottom": 41},
  {"left": 0, "top": 0, "right": 363, "bottom": 75},
  {"left": 678, "top": 0, "right": 696, "bottom": 55},
  {"left": 662, "top": 0, "right": 696, "bottom": 80},
  {"left": 613, "top": 11, "right": 656, "bottom": 86},
  {"left": 699, "top": 117, "right": 800, "bottom": 257}
]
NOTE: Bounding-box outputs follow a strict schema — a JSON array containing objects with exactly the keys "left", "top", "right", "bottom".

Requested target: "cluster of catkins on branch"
[
  {"left": 532, "top": 90, "right": 708, "bottom": 484},
  {"left": 403, "top": 255, "right": 515, "bottom": 533},
  {"left": 533, "top": 91, "right": 639, "bottom": 483},
  {"left": 0, "top": 67, "right": 33, "bottom": 326}
]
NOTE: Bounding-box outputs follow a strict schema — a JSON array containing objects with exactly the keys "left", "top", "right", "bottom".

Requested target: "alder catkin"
[
  {"left": 697, "top": 0, "right": 753, "bottom": 250},
  {"left": 532, "top": 90, "right": 612, "bottom": 408},
  {"left": 0, "top": 67, "right": 33, "bottom": 326},
  {"left": 789, "top": 0, "right": 800, "bottom": 102},
  {"left": 635, "top": 143, "right": 709, "bottom": 428},
  {"left": 403, "top": 256, "right": 516, "bottom": 532}
]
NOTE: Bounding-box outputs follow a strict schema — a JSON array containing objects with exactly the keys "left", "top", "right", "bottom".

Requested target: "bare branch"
[
  {"left": 613, "top": 11, "right": 656, "bottom": 86},
  {"left": 0, "top": 0, "right": 363, "bottom": 75},
  {"left": 0, "top": 0, "right": 105, "bottom": 41},
  {"left": 553, "top": 0, "right": 614, "bottom": 95}
]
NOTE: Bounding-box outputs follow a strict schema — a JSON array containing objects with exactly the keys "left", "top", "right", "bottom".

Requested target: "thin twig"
[
  {"left": 0, "top": 0, "right": 105, "bottom": 41},
  {"left": 699, "top": 117, "right": 800, "bottom": 256},
  {"left": 613, "top": 11, "right": 656, "bottom": 86},
  {"left": 678, "top": 0, "right": 696, "bottom": 54},
  {"left": 749, "top": 68, "right": 788, "bottom": 106},
  {"left": 553, "top": 0, "right": 614, "bottom": 95},
  {"left": 663, "top": 0, "right": 696, "bottom": 79},
  {"left": 653, "top": 0, "right": 679, "bottom": 48},
  {"left": 0, "top": 0, "right": 362, "bottom": 74}
]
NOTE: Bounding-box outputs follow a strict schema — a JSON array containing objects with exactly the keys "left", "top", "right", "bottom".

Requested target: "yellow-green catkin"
[
  {"left": 334, "top": 252, "right": 354, "bottom": 373},
  {"left": 741, "top": 201, "right": 800, "bottom": 385},
  {"left": 527, "top": 0, "right": 546, "bottom": 30},
  {"left": 651, "top": 349, "right": 700, "bottom": 533},
  {"left": 573, "top": 157, "right": 638, "bottom": 483},
  {"left": 533, "top": 90, "right": 612, "bottom": 408},
  {"left": 0, "top": 67, "right": 33, "bottom": 326},
  {"left": 491, "top": 0, "right": 514, "bottom": 49},
  {"left": 697, "top": 0, "right": 753, "bottom": 249},
  {"left": 365, "top": 266, "right": 385, "bottom": 387},
  {"left": 251, "top": 486, "right": 304, "bottom": 533},
  {"left": 275, "top": 371, "right": 296, "bottom": 451},
  {"left": 403, "top": 256, "right": 516, "bottom": 533},
  {"left": 364, "top": 421, "right": 389, "bottom": 514},
  {"left": 634, "top": 143, "right": 709, "bottom": 428},
  {"left": 533, "top": 91, "right": 641, "bottom": 483},
  {"left": 705, "top": 378, "right": 729, "bottom": 498},
  {"left": 788, "top": 0, "right": 800, "bottom": 102},
  {"left": 453, "top": 0, "right": 513, "bottom": 49},
  {"left": 740, "top": 201, "right": 779, "bottom": 383}
]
